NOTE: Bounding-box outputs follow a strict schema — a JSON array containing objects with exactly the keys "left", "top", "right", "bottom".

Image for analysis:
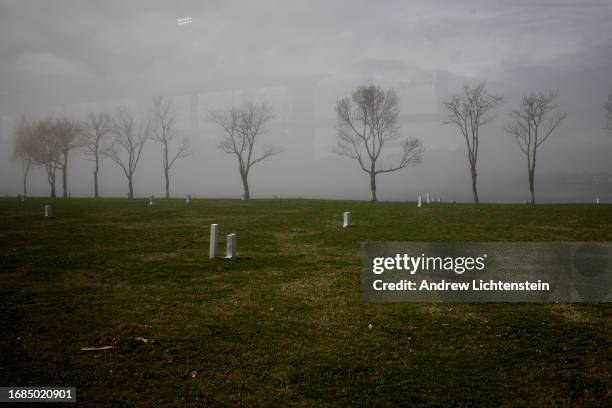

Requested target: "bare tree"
[
  {"left": 29, "top": 118, "right": 62, "bottom": 198},
  {"left": 209, "top": 102, "right": 281, "bottom": 200},
  {"left": 334, "top": 84, "right": 424, "bottom": 202},
  {"left": 83, "top": 112, "right": 111, "bottom": 198},
  {"left": 505, "top": 90, "right": 567, "bottom": 204},
  {"left": 54, "top": 117, "right": 82, "bottom": 198},
  {"left": 606, "top": 91, "right": 612, "bottom": 132},
  {"left": 12, "top": 116, "right": 36, "bottom": 196},
  {"left": 151, "top": 96, "right": 193, "bottom": 199},
  {"left": 442, "top": 82, "right": 503, "bottom": 203},
  {"left": 104, "top": 107, "right": 149, "bottom": 199}
]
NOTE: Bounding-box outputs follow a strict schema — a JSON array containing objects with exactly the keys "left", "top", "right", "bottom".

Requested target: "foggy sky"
[{"left": 1, "top": 0, "right": 611, "bottom": 202}]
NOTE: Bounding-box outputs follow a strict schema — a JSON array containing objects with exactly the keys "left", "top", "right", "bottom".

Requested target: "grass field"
[{"left": 0, "top": 198, "right": 611, "bottom": 407}]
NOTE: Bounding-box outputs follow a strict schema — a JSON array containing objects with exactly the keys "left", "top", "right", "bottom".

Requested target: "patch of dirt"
[{"left": 551, "top": 304, "right": 588, "bottom": 323}]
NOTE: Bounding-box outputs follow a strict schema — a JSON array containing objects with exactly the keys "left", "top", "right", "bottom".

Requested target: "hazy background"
[{"left": 1, "top": 0, "right": 611, "bottom": 202}]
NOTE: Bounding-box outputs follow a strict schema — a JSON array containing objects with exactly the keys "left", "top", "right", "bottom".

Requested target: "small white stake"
[
  {"left": 426, "top": 193, "right": 431, "bottom": 204},
  {"left": 209, "top": 224, "right": 218, "bottom": 259},
  {"left": 596, "top": 198, "right": 600, "bottom": 204},
  {"left": 417, "top": 195, "right": 422, "bottom": 208},
  {"left": 226, "top": 233, "right": 237, "bottom": 260},
  {"left": 186, "top": 194, "right": 191, "bottom": 204},
  {"left": 44, "top": 205, "right": 55, "bottom": 219},
  {"left": 343, "top": 212, "right": 352, "bottom": 228}
]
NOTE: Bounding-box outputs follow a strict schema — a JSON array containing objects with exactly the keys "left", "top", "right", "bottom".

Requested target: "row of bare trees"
[
  {"left": 443, "top": 83, "right": 571, "bottom": 204},
  {"left": 12, "top": 97, "right": 192, "bottom": 199},
  {"left": 11, "top": 86, "right": 611, "bottom": 203}
]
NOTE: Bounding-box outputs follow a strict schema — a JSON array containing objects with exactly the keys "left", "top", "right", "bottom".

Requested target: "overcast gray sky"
[{"left": 1, "top": 0, "right": 611, "bottom": 202}]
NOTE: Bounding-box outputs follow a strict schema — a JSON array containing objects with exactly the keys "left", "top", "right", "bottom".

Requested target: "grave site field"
[{"left": 0, "top": 198, "right": 611, "bottom": 406}]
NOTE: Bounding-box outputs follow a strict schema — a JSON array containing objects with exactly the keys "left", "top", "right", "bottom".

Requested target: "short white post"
[
  {"left": 426, "top": 193, "right": 431, "bottom": 204},
  {"left": 186, "top": 194, "right": 191, "bottom": 204},
  {"left": 149, "top": 195, "right": 155, "bottom": 207},
  {"left": 596, "top": 198, "right": 600, "bottom": 204},
  {"left": 343, "top": 211, "right": 352, "bottom": 228},
  {"left": 209, "top": 224, "right": 218, "bottom": 259},
  {"left": 417, "top": 195, "right": 422, "bottom": 208},
  {"left": 226, "top": 233, "right": 237, "bottom": 260},
  {"left": 44, "top": 205, "right": 55, "bottom": 219}
]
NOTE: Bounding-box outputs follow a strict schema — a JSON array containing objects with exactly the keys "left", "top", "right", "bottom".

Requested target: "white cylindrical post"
[
  {"left": 417, "top": 195, "right": 422, "bottom": 208},
  {"left": 596, "top": 198, "right": 600, "bottom": 204},
  {"left": 209, "top": 224, "right": 218, "bottom": 259},
  {"left": 186, "top": 194, "right": 191, "bottom": 204},
  {"left": 343, "top": 211, "right": 352, "bottom": 228},
  {"left": 426, "top": 193, "right": 430, "bottom": 204},
  {"left": 149, "top": 195, "right": 155, "bottom": 207},
  {"left": 226, "top": 233, "right": 237, "bottom": 260},
  {"left": 44, "top": 205, "right": 55, "bottom": 219}
]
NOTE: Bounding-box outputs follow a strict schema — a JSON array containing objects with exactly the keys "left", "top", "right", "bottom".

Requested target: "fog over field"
[{"left": 0, "top": 0, "right": 611, "bottom": 202}]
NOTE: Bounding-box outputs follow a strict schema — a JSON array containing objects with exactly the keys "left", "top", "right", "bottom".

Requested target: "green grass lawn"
[{"left": 0, "top": 198, "right": 611, "bottom": 407}]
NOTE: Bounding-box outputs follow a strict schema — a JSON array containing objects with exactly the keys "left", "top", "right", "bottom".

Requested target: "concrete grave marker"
[
  {"left": 44, "top": 205, "right": 55, "bottom": 219},
  {"left": 226, "top": 233, "right": 237, "bottom": 260},
  {"left": 209, "top": 224, "right": 218, "bottom": 259},
  {"left": 426, "top": 193, "right": 431, "bottom": 204},
  {"left": 417, "top": 195, "right": 422, "bottom": 208},
  {"left": 343, "top": 212, "right": 352, "bottom": 228}
]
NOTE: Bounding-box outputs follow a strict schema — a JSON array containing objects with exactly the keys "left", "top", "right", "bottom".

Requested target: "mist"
[{"left": 1, "top": 0, "right": 611, "bottom": 203}]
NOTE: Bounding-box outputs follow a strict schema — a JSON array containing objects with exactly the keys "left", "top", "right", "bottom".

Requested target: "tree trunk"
[
  {"left": 22, "top": 160, "right": 30, "bottom": 197},
  {"left": 164, "top": 167, "right": 170, "bottom": 199},
  {"left": 370, "top": 171, "right": 377, "bottom": 202},
  {"left": 164, "top": 143, "right": 170, "bottom": 199},
  {"left": 529, "top": 169, "right": 535, "bottom": 205},
  {"left": 23, "top": 169, "right": 28, "bottom": 197},
  {"left": 62, "top": 152, "right": 68, "bottom": 199},
  {"left": 128, "top": 177, "right": 134, "bottom": 200},
  {"left": 49, "top": 171, "right": 56, "bottom": 198},
  {"left": 93, "top": 152, "right": 99, "bottom": 198},
  {"left": 241, "top": 173, "right": 250, "bottom": 200},
  {"left": 470, "top": 164, "right": 479, "bottom": 204}
]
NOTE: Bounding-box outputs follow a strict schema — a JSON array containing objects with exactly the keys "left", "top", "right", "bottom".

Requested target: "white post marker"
[
  {"left": 44, "top": 205, "right": 55, "bottom": 219},
  {"left": 226, "top": 233, "right": 237, "bottom": 260},
  {"left": 186, "top": 194, "right": 191, "bottom": 204},
  {"left": 417, "top": 195, "right": 422, "bottom": 208},
  {"left": 149, "top": 195, "right": 155, "bottom": 207},
  {"left": 209, "top": 224, "right": 218, "bottom": 259},
  {"left": 343, "top": 211, "right": 352, "bottom": 228},
  {"left": 426, "top": 193, "right": 431, "bottom": 204},
  {"left": 596, "top": 198, "right": 600, "bottom": 204}
]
